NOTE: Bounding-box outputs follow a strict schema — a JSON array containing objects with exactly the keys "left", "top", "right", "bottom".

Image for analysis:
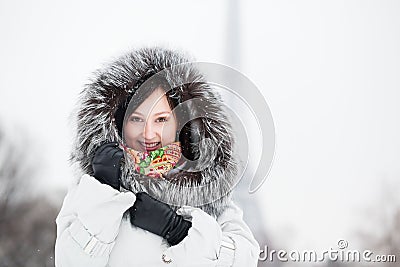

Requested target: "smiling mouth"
[{"left": 139, "top": 141, "right": 161, "bottom": 151}]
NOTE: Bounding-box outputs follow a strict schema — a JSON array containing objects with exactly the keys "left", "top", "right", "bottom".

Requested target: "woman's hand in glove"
[
  {"left": 130, "top": 192, "right": 192, "bottom": 246},
  {"left": 91, "top": 142, "right": 124, "bottom": 190},
  {"left": 162, "top": 206, "right": 223, "bottom": 265}
]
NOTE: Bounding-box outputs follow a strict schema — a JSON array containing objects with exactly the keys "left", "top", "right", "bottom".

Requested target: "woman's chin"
[{"left": 145, "top": 145, "right": 161, "bottom": 152}]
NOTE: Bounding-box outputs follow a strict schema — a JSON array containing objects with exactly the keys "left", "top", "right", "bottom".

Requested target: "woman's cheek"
[
  {"left": 162, "top": 122, "right": 177, "bottom": 144},
  {"left": 123, "top": 125, "right": 138, "bottom": 147}
]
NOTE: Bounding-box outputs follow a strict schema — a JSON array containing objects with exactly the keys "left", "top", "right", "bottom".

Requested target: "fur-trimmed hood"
[{"left": 71, "top": 47, "right": 238, "bottom": 218}]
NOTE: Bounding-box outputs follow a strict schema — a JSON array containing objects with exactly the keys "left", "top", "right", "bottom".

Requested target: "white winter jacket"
[
  {"left": 62, "top": 47, "right": 261, "bottom": 266},
  {"left": 55, "top": 174, "right": 260, "bottom": 267}
]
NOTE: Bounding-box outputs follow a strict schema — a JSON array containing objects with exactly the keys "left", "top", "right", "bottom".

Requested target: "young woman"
[{"left": 55, "top": 47, "right": 259, "bottom": 266}]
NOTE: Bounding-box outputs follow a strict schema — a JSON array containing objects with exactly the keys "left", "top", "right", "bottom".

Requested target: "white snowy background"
[{"left": 1, "top": 0, "right": 399, "bottom": 265}]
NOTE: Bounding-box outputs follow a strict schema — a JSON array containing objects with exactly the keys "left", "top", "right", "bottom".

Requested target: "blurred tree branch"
[{"left": 0, "top": 122, "right": 58, "bottom": 267}]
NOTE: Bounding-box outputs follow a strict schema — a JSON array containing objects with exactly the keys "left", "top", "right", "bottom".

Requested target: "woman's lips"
[{"left": 139, "top": 141, "right": 161, "bottom": 151}]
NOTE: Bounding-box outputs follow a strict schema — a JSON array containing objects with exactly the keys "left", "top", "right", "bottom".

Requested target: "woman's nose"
[{"left": 143, "top": 121, "right": 157, "bottom": 140}]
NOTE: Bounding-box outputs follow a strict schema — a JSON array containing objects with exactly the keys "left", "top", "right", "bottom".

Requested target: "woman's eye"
[
  {"left": 156, "top": 117, "right": 168, "bottom": 123},
  {"left": 130, "top": 117, "right": 143, "bottom": 122}
]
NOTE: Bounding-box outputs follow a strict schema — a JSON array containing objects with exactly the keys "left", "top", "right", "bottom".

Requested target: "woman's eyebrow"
[
  {"left": 131, "top": 111, "right": 170, "bottom": 117},
  {"left": 154, "top": 111, "right": 171, "bottom": 116}
]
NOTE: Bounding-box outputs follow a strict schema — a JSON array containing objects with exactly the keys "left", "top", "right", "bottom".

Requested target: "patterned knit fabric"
[{"left": 123, "top": 142, "right": 181, "bottom": 178}]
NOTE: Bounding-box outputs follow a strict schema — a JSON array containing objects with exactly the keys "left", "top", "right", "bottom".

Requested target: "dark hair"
[
  {"left": 114, "top": 73, "right": 200, "bottom": 162},
  {"left": 114, "top": 73, "right": 178, "bottom": 133}
]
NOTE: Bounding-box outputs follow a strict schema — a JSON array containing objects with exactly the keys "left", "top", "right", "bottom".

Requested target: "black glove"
[
  {"left": 91, "top": 142, "right": 124, "bottom": 190},
  {"left": 130, "top": 192, "right": 192, "bottom": 246}
]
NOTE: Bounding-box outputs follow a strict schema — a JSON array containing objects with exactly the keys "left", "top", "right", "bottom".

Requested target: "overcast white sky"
[{"left": 1, "top": 0, "right": 399, "bottom": 259}]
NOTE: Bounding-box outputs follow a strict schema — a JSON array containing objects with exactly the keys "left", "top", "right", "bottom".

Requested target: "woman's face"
[{"left": 123, "top": 87, "right": 177, "bottom": 152}]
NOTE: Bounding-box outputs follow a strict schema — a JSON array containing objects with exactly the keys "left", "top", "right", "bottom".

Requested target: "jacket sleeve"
[
  {"left": 162, "top": 201, "right": 260, "bottom": 267},
  {"left": 55, "top": 174, "right": 136, "bottom": 267},
  {"left": 216, "top": 201, "right": 260, "bottom": 267}
]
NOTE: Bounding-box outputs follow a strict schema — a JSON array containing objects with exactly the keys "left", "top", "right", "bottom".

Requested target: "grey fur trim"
[{"left": 71, "top": 47, "right": 238, "bottom": 218}]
